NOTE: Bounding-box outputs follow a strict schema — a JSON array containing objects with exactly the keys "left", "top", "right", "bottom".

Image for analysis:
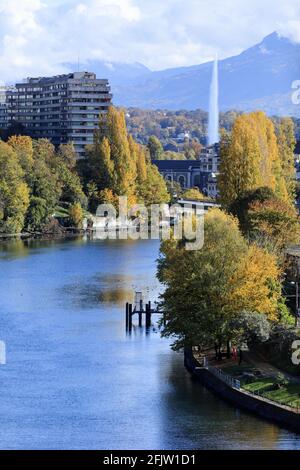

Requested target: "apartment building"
[{"left": 3, "top": 72, "right": 112, "bottom": 158}]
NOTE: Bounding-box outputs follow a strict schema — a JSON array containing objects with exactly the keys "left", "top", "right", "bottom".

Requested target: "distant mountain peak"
[
  {"left": 258, "top": 31, "right": 297, "bottom": 50},
  {"left": 63, "top": 32, "right": 300, "bottom": 116}
]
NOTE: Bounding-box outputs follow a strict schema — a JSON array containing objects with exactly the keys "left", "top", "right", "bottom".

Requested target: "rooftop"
[{"left": 152, "top": 160, "right": 201, "bottom": 170}]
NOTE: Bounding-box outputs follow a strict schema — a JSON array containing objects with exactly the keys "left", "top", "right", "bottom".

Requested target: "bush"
[{"left": 68, "top": 203, "right": 83, "bottom": 229}]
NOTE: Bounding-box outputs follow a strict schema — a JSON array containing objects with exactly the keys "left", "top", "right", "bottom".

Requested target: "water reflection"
[
  {"left": 0, "top": 237, "right": 299, "bottom": 449},
  {"left": 158, "top": 353, "right": 282, "bottom": 449},
  {"left": 0, "top": 236, "right": 85, "bottom": 261}
]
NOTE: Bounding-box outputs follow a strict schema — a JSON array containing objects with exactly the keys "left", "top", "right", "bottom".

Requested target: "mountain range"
[{"left": 68, "top": 32, "right": 300, "bottom": 116}]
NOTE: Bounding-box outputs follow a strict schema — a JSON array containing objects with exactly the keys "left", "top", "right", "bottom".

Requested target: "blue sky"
[{"left": 0, "top": 0, "right": 300, "bottom": 82}]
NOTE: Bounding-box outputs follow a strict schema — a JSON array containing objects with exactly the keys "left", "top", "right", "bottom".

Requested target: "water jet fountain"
[{"left": 208, "top": 55, "right": 219, "bottom": 145}]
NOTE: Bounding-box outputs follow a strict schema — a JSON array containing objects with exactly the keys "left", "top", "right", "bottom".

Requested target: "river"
[{"left": 0, "top": 237, "right": 299, "bottom": 450}]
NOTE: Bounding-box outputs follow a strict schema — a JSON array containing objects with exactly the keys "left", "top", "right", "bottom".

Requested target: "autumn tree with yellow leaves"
[
  {"left": 157, "top": 208, "right": 285, "bottom": 351},
  {"left": 218, "top": 112, "right": 290, "bottom": 207},
  {"left": 275, "top": 117, "right": 296, "bottom": 201},
  {"left": 85, "top": 106, "right": 169, "bottom": 210}
]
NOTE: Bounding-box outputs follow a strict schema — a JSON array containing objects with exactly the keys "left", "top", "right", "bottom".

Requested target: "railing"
[
  {"left": 201, "top": 356, "right": 300, "bottom": 413},
  {"left": 242, "top": 387, "right": 300, "bottom": 413},
  {"left": 207, "top": 364, "right": 241, "bottom": 390}
]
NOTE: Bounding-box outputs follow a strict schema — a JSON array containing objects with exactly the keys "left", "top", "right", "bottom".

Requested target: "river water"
[{"left": 0, "top": 237, "right": 299, "bottom": 450}]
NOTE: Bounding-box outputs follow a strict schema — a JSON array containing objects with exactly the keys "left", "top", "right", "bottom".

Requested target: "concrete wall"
[{"left": 184, "top": 349, "right": 300, "bottom": 433}]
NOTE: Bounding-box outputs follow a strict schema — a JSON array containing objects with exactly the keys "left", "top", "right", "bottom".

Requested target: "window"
[
  {"left": 193, "top": 175, "right": 201, "bottom": 187},
  {"left": 178, "top": 175, "right": 186, "bottom": 188}
]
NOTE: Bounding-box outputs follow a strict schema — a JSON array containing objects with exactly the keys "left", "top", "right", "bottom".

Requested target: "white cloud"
[{"left": 0, "top": 0, "right": 299, "bottom": 83}]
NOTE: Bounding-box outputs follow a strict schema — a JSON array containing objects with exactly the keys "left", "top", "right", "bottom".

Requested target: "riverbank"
[
  {"left": 184, "top": 349, "right": 300, "bottom": 434},
  {"left": 0, "top": 227, "right": 87, "bottom": 242}
]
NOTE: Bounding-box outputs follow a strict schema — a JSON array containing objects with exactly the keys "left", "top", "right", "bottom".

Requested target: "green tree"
[
  {"left": 157, "top": 209, "right": 248, "bottom": 350},
  {"left": 0, "top": 141, "right": 29, "bottom": 233},
  {"left": 229, "top": 311, "right": 271, "bottom": 347},
  {"left": 32, "top": 139, "right": 56, "bottom": 168},
  {"left": 147, "top": 135, "right": 164, "bottom": 160},
  {"left": 25, "top": 158, "right": 61, "bottom": 231},
  {"left": 157, "top": 208, "right": 282, "bottom": 351},
  {"left": 25, "top": 196, "right": 50, "bottom": 232},
  {"left": 229, "top": 186, "right": 276, "bottom": 234},
  {"left": 248, "top": 198, "right": 300, "bottom": 252},
  {"left": 57, "top": 162, "right": 87, "bottom": 208},
  {"left": 58, "top": 143, "right": 77, "bottom": 169}
]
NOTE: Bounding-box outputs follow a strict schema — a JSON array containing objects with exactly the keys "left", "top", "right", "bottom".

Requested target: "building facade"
[
  {"left": 153, "top": 144, "right": 220, "bottom": 198},
  {"left": 0, "top": 85, "right": 12, "bottom": 129},
  {"left": 2, "top": 72, "right": 112, "bottom": 158}
]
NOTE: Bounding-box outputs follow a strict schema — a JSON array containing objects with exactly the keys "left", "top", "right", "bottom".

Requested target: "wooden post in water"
[
  {"left": 139, "top": 299, "right": 143, "bottom": 327},
  {"left": 146, "top": 302, "right": 151, "bottom": 328},
  {"left": 125, "top": 302, "right": 129, "bottom": 330},
  {"left": 128, "top": 303, "right": 133, "bottom": 331}
]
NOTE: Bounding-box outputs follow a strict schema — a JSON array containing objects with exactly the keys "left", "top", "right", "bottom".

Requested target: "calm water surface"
[{"left": 0, "top": 237, "right": 299, "bottom": 450}]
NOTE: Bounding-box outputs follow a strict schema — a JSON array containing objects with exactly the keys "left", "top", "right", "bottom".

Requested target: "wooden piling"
[
  {"left": 129, "top": 303, "right": 133, "bottom": 331},
  {"left": 146, "top": 302, "right": 151, "bottom": 328},
  {"left": 126, "top": 302, "right": 129, "bottom": 329}
]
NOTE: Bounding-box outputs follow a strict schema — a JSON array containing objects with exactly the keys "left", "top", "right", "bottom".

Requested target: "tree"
[
  {"left": 105, "top": 107, "right": 137, "bottom": 201},
  {"left": 163, "top": 151, "right": 186, "bottom": 160},
  {"left": 147, "top": 135, "right": 164, "bottom": 160},
  {"left": 139, "top": 163, "right": 170, "bottom": 206},
  {"left": 98, "top": 188, "right": 119, "bottom": 208},
  {"left": 68, "top": 203, "right": 83, "bottom": 228},
  {"left": 228, "top": 244, "right": 281, "bottom": 321},
  {"left": 25, "top": 196, "right": 50, "bottom": 232},
  {"left": 166, "top": 180, "right": 183, "bottom": 202},
  {"left": 56, "top": 162, "right": 88, "bottom": 208},
  {"left": 157, "top": 208, "right": 283, "bottom": 351},
  {"left": 7, "top": 135, "right": 34, "bottom": 174},
  {"left": 219, "top": 112, "right": 288, "bottom": 207},
  {"left": 182, "top": 187, "right": 206, "bottom": 201},
  {"left": 228, "top": 186, "right": 276, "bottom": 234},
  {"left": 58, "top": 143, "right": 77, "bottom": 169},
  {"left": 248, "top": 198, "right": 300, "bottom": 252},
  {"left": 275, "top": 118, "right": 296, "bottom": 201},
  {"left": 0, "top": 135, "right": 86, "bottom": 233},
  {"left": 32, "top": 139, "right": 56, "bottom": 168},
  {"left": 25, "top": 158, "right": 61, "bottom": 231},
  {"left": 84, "top": 106, "right": 169, "bottom": 210},
  {"left": 0, "top": 141, "right": 29, "bottom": 233},
  {"left": 229, "top": 311, "right": 271, "bottom": 347},
  {"left": 91, "top": 107, "right": 137, "bottom": 205},
  {"left": 157, "top": 209, "right": 248, "bottom": 350},
  {"left": 135, "top": 143, "right": 148, "bottom": 186}
]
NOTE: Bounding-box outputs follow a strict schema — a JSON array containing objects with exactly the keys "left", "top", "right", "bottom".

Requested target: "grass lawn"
[
  {"left": 244, "top": 380, "right": 300, "bottom": 409},
  {"left": 221, "top": 364, "right": 300, "bottom": 409},
  {"left": 54, "top": 206, "right": 69, "bottom": 217}
]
